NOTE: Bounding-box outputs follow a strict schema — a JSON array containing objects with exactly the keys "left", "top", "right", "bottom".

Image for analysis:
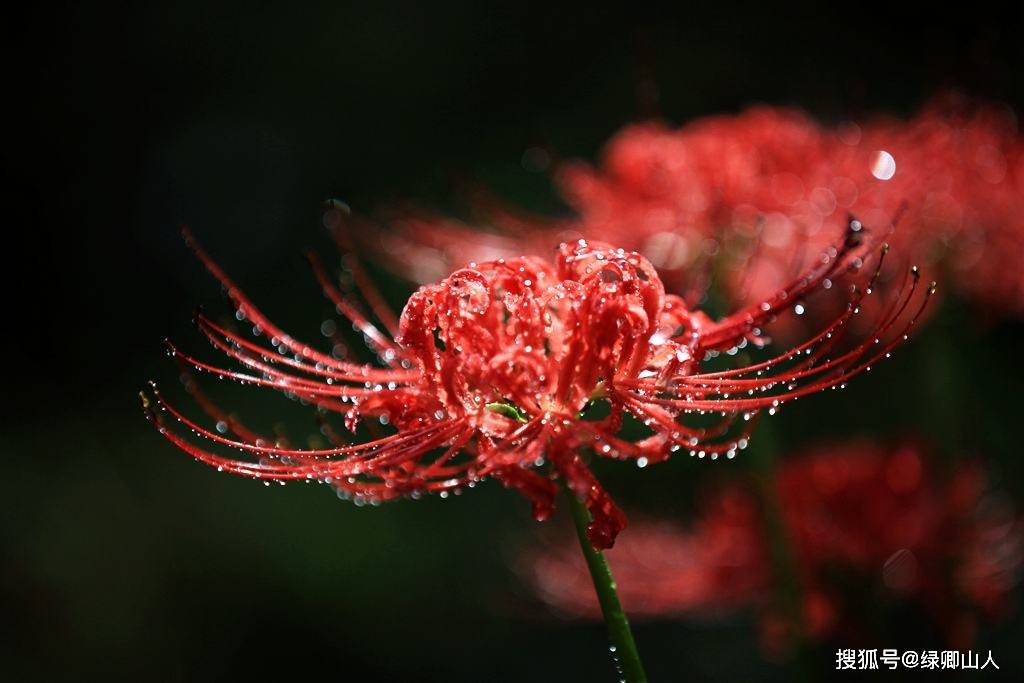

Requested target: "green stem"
[{"left": 565, "top": 489, "right": 648, "bottom": 683}]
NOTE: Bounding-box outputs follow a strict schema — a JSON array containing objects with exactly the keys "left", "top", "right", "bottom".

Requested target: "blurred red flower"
[
  {"left": 522, "top": 442, "right": 1022, "bottom": 648},
  {"left": 359, "top": 94, "right": 1023, "bottom": 318},
  {"left": 143, "top": 220, "right": 926, "bottom": 549}
]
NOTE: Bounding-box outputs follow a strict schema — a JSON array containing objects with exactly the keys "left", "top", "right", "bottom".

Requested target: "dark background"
[{"left": 6, "top": 3, "right": 1024, "bottom": 681}]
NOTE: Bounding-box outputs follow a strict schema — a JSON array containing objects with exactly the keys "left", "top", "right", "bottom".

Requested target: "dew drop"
[{"left": 871, "top": 150, "right": 896, "bottom": 180}]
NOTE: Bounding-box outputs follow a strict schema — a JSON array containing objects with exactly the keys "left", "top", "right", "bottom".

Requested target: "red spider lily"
[
  {"left": 527, "top": 500, "right": 764, "bottom": 619},
  {"left": 354, "top": 94, "right": 1023, "bottom": 318},
  {"left": 142, "top": 220, "right": 930, "bottom": 549},
  {"left": 522, "top": 442, "right": 1022, "bottom": 647}
]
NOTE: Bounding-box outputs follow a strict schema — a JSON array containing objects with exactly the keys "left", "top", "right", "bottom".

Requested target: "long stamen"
[
  {"left": 182, "top": 228, "right": 389, "bottom": 376},
  {"left": 195, "top": 314, "right": 416, "bottom": 384},
  {"left": 306, "top": 250, "right": 407, "bottom": 366}
]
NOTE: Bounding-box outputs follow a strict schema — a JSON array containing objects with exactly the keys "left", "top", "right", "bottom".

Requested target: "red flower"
[
  {"left": 526, "top": 499, "right": 764, "bottom": 619},
  {"left": 356, "top": 94, "right": 1023, "bottom": 318},
  {"left": 143, "top": 222, "right": 929, "bottom": 549},
  {"left": 522, "top": 442, "right": 1022, "bottom": 646}
]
